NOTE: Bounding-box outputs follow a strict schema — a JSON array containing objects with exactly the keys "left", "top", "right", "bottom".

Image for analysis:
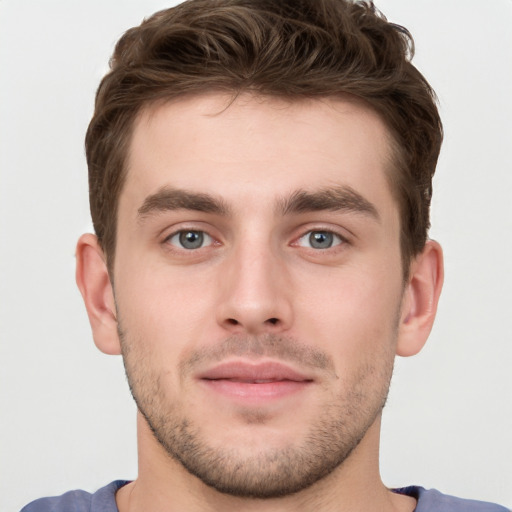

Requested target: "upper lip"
[{"left": 197, "top": 360, "right": 314, "bottom": 383}]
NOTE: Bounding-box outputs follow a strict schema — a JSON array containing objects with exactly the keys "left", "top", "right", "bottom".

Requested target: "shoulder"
[
  {"left": 20, "top": 481, "right": 130, "bottom": 512},
  {"left": 395, "top": 486, "right": 510, "bottom": 512}
]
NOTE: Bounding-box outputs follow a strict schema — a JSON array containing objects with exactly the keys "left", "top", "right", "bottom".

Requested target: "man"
[{"left": 21, "top": 0, "right": 509, "bottom": 511}]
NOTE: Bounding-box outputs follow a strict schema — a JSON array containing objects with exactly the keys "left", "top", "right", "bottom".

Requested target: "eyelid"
[
  {"left": 161, "top": 223, "right": 221, "bottom": 252},
  {"left": 295, "top": 229, "right": 346, "bottom": 249},
  {"left": 290, "top": 221, "right": 350, "bottom": 242},
  {"left": 166, "top": 230, "right": 213, "bottom": 249}
]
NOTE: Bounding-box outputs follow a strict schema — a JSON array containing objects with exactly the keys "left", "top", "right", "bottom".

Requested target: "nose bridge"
[{"left": 217, "top": 235, "right": 292, "bottom": 333}]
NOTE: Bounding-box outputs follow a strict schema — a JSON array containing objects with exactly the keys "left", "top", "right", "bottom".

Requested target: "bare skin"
[{"left": 76, "top": 93, "right": 443, "bottom": 512}]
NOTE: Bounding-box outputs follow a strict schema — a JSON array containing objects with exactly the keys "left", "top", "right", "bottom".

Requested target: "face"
[{"left": 114, "top": 94, "right": 405, "bottom": 497}]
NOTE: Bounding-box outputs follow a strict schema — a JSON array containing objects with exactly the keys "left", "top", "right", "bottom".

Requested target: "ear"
[
  {"left": 75, "top": 233, "right": 121, "bottom": 355},
  {"left": 396, "top": 240, "right": 444, "bottom": 357}
]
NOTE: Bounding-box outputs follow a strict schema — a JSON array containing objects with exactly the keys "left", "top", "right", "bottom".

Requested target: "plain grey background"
[{"left": 1, "top": 1, "right": 511, "bottom": 510}]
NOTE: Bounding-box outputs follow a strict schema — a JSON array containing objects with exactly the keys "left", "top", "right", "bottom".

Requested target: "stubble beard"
[{"left": 119, "top": 329, "right": 395, "bottom": 499}]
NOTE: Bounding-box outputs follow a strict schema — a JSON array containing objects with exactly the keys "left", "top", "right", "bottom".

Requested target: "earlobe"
[
  {"left": 75, "top": 233, "right": 121, "bottom": 355},
  {"left": 396, "top": 240, "right": 444, "bottom": 357}
]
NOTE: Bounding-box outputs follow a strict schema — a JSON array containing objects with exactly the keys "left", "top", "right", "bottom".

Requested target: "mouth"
[{"left": 197, "top": 361, "right": 314, "bottom": 402}]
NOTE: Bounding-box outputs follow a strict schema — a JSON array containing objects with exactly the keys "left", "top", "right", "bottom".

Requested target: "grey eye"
[
  {"left": 310, "top": 231, "right": 333, "bottom": 249},
  {"left": 297, "top": 230, "right": 343, "bottom": 249},
  {"left": 168, "top": 230, "right": 212, "bottom": 250}
]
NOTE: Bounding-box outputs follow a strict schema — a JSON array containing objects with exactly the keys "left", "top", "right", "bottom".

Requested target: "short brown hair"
[{"left": 85, "top": 0, "right": 442, "bottom": 275}]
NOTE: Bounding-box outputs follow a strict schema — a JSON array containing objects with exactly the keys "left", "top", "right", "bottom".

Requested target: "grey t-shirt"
[{"left": 21, "top": 481, "right": 510, "bottom": 511}]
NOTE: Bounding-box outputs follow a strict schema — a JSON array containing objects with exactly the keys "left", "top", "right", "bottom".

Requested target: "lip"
[{"left": 197, "top": 360, "right": 314, "bottom": 402}]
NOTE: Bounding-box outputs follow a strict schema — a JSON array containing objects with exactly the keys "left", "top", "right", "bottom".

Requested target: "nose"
[{"left": 216, "top": 242, "right": 293, "bottom": 335}]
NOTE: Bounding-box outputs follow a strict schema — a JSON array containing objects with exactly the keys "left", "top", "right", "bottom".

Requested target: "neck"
[{"left": 115, "top": 413, "right": 416, "bottom": 512}]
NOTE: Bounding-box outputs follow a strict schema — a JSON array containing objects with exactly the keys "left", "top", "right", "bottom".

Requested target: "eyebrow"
[
  {"left": 277, "top": 186, "right": 380, "bottom": 220},
  {"left": 137, "top": 184, "right": 379, "bottom": 222},
  {"left": 138, "top": 187, "right": 230, "bottom": 219}
]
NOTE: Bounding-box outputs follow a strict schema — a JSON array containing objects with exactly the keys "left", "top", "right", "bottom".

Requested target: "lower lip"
[{"left": 200, "top": 379, "right": 311, "bottom": 402}]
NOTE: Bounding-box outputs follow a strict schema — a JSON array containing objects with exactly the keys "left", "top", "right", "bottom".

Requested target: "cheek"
[
  {"left": 294, "top": 265, "right": 403, "bottom": 359},
  {"left": 115, "top": 256, "right": 207, "bottom": 319},
  {"left": 113, "top": 261, "right": 220, "bottom": 369}
]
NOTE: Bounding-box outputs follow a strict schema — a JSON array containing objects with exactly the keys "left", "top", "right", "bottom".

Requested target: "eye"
[
  {"left": 167, "top": 230, "right": 213, "bottom": 250},
  {"left": 297, "top": 230, "right": 344, "bottom": 249}
]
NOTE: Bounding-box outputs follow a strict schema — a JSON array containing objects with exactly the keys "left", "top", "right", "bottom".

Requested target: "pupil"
[
  {"left": 310, "top": 231, "right": 332, "bottom": 249},
  {"left": 179, "top": 231, "right": 203, "bottom": 249}
]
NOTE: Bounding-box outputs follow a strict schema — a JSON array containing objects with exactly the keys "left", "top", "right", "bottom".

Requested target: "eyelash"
[
  {"left": 295, "top": 229, "right": 347, "bottom": 250},
  {"left": 164, "top": 229, "right": 215, "bottom": 250},
  {"left": 163, "top": 227, "right": 348, "bottom": 253}
]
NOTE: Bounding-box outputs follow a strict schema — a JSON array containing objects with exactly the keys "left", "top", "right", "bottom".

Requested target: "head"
[
  {"left": 85, "top": 0, "right": 442, "bottom": 278},
  {"left": 77, "top": 0, "right": 444, "bottom": 501}
]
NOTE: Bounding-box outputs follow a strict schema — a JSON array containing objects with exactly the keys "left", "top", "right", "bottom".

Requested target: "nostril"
[{"left": 223, "top": 317, "right": 281, "bottom": 329}]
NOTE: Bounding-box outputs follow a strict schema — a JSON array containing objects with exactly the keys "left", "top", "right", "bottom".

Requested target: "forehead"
[{"left": 123, "top": 93, "right": 397, "bottom": 218}]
